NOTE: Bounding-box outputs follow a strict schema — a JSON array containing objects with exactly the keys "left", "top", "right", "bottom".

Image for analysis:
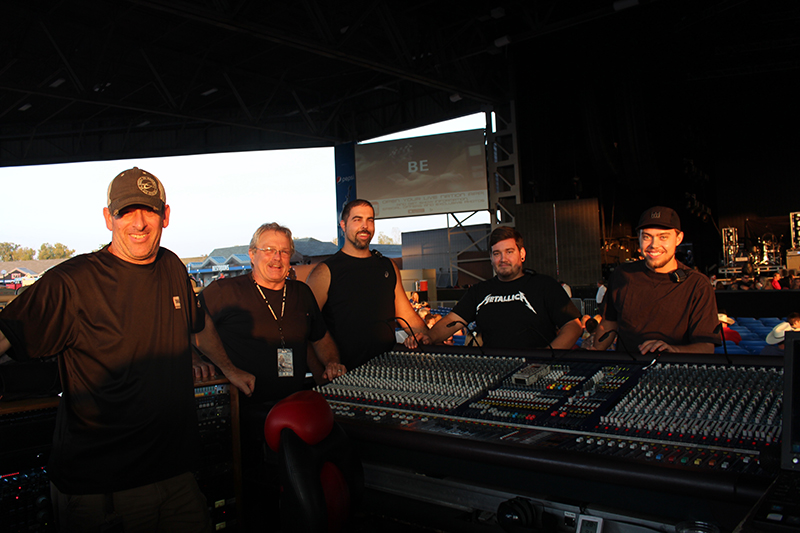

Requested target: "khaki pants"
[{"left": 51, "top": 472, "right": 212, "bottom": 533}]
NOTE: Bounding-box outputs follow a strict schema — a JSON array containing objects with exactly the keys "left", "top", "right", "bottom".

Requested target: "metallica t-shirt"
[{"left": 452, "top": 272, "right": 580, "bottom": 350}]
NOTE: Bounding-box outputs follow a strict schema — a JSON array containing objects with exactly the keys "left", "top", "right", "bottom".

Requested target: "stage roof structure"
[{"left": 1, "top": 0, "right": 798, "bottom": 168}]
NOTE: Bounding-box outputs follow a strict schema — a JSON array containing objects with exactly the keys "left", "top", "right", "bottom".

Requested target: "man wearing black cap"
[
  {"left": 592, "top": 206, "right": 719, "bottom": 354},
  {"left": 0, "top": 167, "right": 254, "bottom": 532}
]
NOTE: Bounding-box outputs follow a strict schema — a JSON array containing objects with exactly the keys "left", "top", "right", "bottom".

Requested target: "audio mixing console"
[{"left": 316, "top": 348, "right": 782, "bottom": 528}]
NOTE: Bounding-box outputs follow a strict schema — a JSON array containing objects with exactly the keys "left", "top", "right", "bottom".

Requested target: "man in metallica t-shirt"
[{"left": 406, "top": 226, "right": 582, "bottom": 351}]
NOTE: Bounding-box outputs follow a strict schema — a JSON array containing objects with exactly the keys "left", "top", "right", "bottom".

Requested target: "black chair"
[{"left": 264, "top": 390, "right": 363, "bottom": 533}]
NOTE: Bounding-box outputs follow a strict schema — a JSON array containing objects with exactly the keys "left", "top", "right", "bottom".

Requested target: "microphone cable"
[
  {"left": 596, "top": 329, "right": 637, "bottom": 361},
  {"left": 444, "top": 319, "right": 485, "bottom": 355},
  {"left": 714, "top": 323, "right": 732, "bottom": 365}
]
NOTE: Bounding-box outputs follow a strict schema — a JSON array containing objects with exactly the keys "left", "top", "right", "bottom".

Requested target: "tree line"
[{"left": 0, "top": 242, "right": 75, "bottom": 261}]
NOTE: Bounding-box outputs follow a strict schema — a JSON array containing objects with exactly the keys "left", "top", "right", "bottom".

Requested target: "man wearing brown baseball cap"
[
  {"left": 0, "top": 167, "right": 254, "bottom": 532},
  {"left": 102, "top": 167, "right": 169, "bottom": 265},
  {"left": 106, "top": 166, "right": 167, "bottom": 215},
  {"left": 592, "top": 206, "right": 719, "bottom": 355}
]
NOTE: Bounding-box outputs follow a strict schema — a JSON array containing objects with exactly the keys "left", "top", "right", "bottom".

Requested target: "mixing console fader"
[
  {"left": 598, "top": 363, "right": 782, "bottom": 447},
  {"left": 316, "top": 349, "right": 782, "bottom": 491},
  {"left": 322, "top": 351, "right": 524, "bottom": 412}
]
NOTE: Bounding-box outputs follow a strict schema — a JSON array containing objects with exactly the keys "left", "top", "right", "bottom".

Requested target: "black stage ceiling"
[{"left": 2, "top": 0, "right": 798, "bottom": 169}]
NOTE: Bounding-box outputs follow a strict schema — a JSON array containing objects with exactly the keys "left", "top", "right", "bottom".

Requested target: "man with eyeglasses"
[
  {"left": 194, "top": 222, "right": 343, "bottom": 528},
  {"left": 195, "top": 222, "right": 344, "bottom": 401}
]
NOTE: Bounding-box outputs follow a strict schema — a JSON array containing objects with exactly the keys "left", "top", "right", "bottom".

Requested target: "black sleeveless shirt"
[{"left": 322, "top": 249, "right": 397, "bottom": 369}]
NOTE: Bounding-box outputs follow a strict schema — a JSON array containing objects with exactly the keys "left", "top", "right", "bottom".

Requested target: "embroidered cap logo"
[{"left": 137, "top": 176, "right": 159, "bottom": 196}]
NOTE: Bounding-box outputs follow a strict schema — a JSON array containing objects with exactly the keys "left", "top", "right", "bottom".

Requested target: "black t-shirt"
[
  {"left": 322, "top": 250, "right": 397, "bottom": 369},
  {"left": 452, "top": 272, "right": 580, "bottom": 350},
  {"left": 0, "top": 247, "right": 203, "bottom": 494},
  {"left": 200, "top": 275, "right": 326, "bottom": 404}
]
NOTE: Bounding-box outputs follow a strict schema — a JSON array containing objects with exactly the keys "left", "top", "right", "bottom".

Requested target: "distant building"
[
  {"left": 293, "top": 238, "right": 339, "bottom": 262},
  {"left": 0, "top": 259, "right": 69, "bottom": 290},
  {"left": 186, "top": 238, "right": 383, "bottom": 287},
  {"left": 402, "top": 224, "right": 491, "bottom": 288},
  {"left": 186, "top": 246, "right": 251, "bottom": 287}
]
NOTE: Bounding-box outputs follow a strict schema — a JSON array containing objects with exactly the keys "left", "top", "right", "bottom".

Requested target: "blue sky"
[{"left": 1, "top": 113, "right": 487, "bottom": 258}]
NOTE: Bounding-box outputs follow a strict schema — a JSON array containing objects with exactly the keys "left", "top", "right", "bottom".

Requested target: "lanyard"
[{"left": 255, "top": 280, "right": 286, "bottom": 348}]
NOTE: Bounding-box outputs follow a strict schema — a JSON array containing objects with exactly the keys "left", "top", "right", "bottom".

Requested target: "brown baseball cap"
[
  {"left": 107, "top": 167, "right": 166, "bottom": 216},
  {"left": 636, "top": 206, "right": 681, "bottom": 231}
]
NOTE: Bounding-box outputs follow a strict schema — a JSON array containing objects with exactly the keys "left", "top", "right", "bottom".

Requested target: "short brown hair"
[
  {"left": 489, "top": 226, "right": 524, "bottom": 250},
  {"left": 341, "top": 199, "right": 374, "bottom": 222}
]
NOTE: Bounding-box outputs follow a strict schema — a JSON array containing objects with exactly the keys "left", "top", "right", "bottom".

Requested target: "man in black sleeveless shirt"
[{"left": 306, "top": 199, "right": 427, "bottom": 378}]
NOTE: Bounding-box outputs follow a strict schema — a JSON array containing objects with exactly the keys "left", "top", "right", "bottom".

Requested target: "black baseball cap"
[
  {"left": 107, "top": 167, "right": 166, "bottom": 216},
  {"left": 636, "top": 206, "right": 681, "bottom": 231}
]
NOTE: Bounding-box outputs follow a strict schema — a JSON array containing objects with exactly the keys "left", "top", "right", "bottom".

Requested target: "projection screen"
[{"left": 355, "top": 129, "right": 488, "bottom": 219}]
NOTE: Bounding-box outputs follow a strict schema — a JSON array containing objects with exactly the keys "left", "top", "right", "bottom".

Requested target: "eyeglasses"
[{"left": 255, "top": 247, "right": 292, "bottom": 258}]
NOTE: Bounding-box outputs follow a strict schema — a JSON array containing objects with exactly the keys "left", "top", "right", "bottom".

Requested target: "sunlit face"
[
  {"left": 491, "top": 238, "right": 526, "bottom": 281},
  {"left": 103, "top": 204, "right": 169, "bottom": 265},
  {"left": 340, "top": 204, "right": 375, "bottom": 251},
  {"left": 249, "top": 230, "right": 292, "bottom": 289},
  {"left": 639, "top": 228, "right": 683, "bottom": 273}
]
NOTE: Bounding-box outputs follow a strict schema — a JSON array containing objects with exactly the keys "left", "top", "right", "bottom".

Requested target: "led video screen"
[{"left": 355, "top": 129, "right": 487, "bottom": 219}]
